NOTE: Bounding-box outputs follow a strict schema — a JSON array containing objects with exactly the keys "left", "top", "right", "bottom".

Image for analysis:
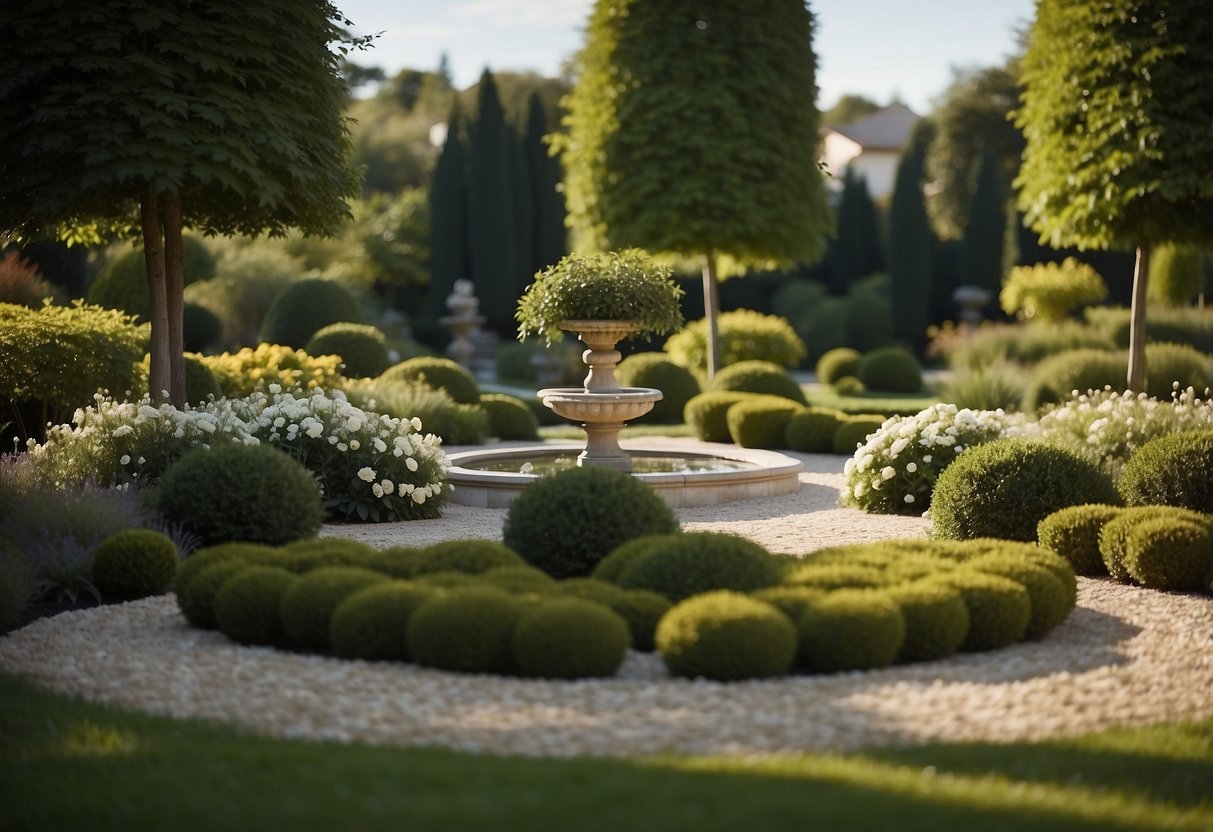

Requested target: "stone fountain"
[{"left": 537, "top": 320, "right": 662, "bottom": 472}]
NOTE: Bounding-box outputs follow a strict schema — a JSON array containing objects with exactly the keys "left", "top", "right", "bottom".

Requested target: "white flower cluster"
[
  {"left": 1025, "top": 384, "right": 1213, "bottom": 479},
  {"left": 843, "top": 402, "right": 1024, "bottom": 515}
]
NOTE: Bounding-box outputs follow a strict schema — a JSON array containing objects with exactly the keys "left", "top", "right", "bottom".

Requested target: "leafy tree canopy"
[{"left": 822, "top": 94, "right": 882, "bottom": 127}]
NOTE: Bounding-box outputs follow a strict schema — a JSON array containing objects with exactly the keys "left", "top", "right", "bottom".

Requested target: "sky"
[{"left": 336, "top": 0, "right": 1035, "bottom": 115}]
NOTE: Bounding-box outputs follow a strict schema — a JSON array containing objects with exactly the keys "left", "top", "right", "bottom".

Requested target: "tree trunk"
[
  {"left": 1127, "top": 242, "right": 1150, "bottom": 393},
  {"left": 701, "top": 251, "right": 720, "bottom": 380},
  {"left": 141, "top": 187, "right": 171, "bottom": 405},
  {"left": 161, "top": 191, "right": 187, "bottom": 407}
]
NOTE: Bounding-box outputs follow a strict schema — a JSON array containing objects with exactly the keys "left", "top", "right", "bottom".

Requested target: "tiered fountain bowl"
[{"left": 447, "top": 320, "right": 803, "bottom": 507}]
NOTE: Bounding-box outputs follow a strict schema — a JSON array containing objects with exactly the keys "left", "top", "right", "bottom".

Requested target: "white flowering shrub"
[
  {"left": 1026, "top": 385, "right": 1213, "bottom": 479},
  {"left": 843, "top": 403, "right": 1024, "bottom": 515},
  {"left": 26, "top": 385, "right": 449, "bottom": 523}
]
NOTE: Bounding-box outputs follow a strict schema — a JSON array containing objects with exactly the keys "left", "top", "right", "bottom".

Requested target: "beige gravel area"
[{"left": 2, "top": 446, "right": 1211, "bottom": 758}]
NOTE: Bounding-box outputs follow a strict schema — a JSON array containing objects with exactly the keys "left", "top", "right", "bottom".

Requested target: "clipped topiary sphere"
[
  {"left": 174, "top": 542, "right": 283, "bottom": 600},
  {"left": 510, "top": 597, "right": 631, "bottom": 679},
  {"left": 214, "top": 566, "right": 298, "bottom": 645},
  {"left": 411, "top": 540, "right": 528, "bottom": 577},
  {"left": 683, "top": 391, "right": 757, "bottom": 442},
  {"left": 503, "top": 466, "right": 679, "bottom": 580},
  {"left": 816, "top": 348, "right": 861, "bottom": 386},
  {"left": 784, "top": 563, "right": 886, "bottom": 591},
  {"left": 330, "top": 581, "right": 439, "bottom": 661},
  {"left": 379, "top": 356, "right": 480, "bottom": 404},
  {"left": 831, "top": 415, "right": 885, "bottom": 455},
  {"left": 1118, "top": 430, "right": 1213, "bottom": 513},
  {"left": 784, "top": 407, "right": 846, "bottom": 453},
  {"left": 605, "top": 589, "right": 671, "bottom": 652},
  {"left": 932, "top": 570, "right": 1031, "bottom": 651},
  {"left": 1037, "top": 504, "right": 1122, "bottom": 576},
  {"left": 967, "top": 554, "right": 1070, "bottom": 640},
  {"left": 856, "top": 347, "right": 923, "bottom": 393},
  {"left": 930, "top": 439, "right": 1119, "bottom": 542},
  {"left": 726, "top": 396, "right": 803, "bottom": 449},
  {"left": 406, "top": 587, "right": 528, "bottom": 674},
  {"left": 656, "top": 591, "right": 797, "bottom": 681},
  {"left": 480, "top": 393, "right": 540, "bottom": 440},
  {"left": 711, "top": 360, "right": 807, "bottom": 404},
  {"left": 479, "top": 565, "right": 558, "bottom": 595},
  {"left": 281, "top": 537, "right": 378, "bottom": 571},
  {"left": 961, "top": 538, "right": 1079, "bottom": 615},
  {"left": 179, "top": 561, "right": 248, "bottom": 630},
  {"left": 797, "top": 590, "right": 906, "bottom": 672},
  {"left": 1096, "top": 506, "right": 1209, "bottom": 582},
  {"left": 555, "top": 577, "right": 627, "bottom": 605},
  {"left": 615, "top": 353, "right": 701, "bottom": 424},
  {"left": 366, "top": 546, "right": 425, "bottom": 579},
  {"left": 156, "top": 444, "right": 324, "bottom": 547},
  {"left": 91, "top": 529, "right": 179, "bottom": 602},
  {"left": 413, "top": 572, "right": 478, "bottom": 590},
  {"left": 259, "top": 278, "right": 362, "bottom": 349},
  {"left": 591, "top": 536, "right": 664, "bottom": 584},
  {"left": 1123, "top": 517, "right": 1213, "bottom": 591},
  {"left": 615, "top": 532, "right": 781, "bottom": 602},
  {"left": 750, "top": 585, "right": 827, "bottom": 622},
  {"left": 884, "top": 582, "right": 969, "bottom": 663},
  {"left": 304, "top": 322, "right": 390, "bottom": 379},
  {"left": 832, "top": 376, "right": 866, "bottom": 396},
  {"left": 279, "top": 567, "right": 390, "bottom": 649}
]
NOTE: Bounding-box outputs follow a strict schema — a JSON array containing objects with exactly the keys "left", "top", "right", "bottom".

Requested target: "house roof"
[{"left": 826, "top": 103, "right": 920, "bottom": 152}]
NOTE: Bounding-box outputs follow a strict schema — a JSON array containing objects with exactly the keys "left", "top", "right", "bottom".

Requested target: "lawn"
[{"left": 2, "top": 671, "right": 1210, "bottom": 831}]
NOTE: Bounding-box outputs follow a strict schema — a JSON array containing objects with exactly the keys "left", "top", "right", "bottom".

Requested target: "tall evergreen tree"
[
  {"left": 961, "top": 147, "right": 1006, "bottom": 296},
  {"left": 1015, "top": 0, "right": 1213, "bottom": 390},
  {"left": 827, "top": 168, "right": 863, "bottom": 295},
  {"left": 504, "top": 118, "right": 533, "bottom": 311},
  {"left": 557, "top": 0, "right": 831, "bottom": 377},
  {"left": 523, "top": 92, "right": 568, "bottom": 276},
  {"left": 467, "top": 69, "right": 518, "bottom": 332},
  {"left": 888, "top": 145, "right": 934, "bottom": 352},
  {"left": 428, "top": 102, "right": 470, "bottom": 321},
  {"left": 854, "top": 172, "right": 884, "bottom": 277}
]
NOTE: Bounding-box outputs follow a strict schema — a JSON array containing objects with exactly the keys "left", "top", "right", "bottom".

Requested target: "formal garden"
[{"left": 2, "top": 0, "right": 1213, "bottom": 829}]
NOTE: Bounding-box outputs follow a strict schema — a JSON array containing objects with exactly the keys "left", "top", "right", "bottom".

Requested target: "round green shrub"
[
  {"left": 797, "top": 590, "right": 905, "bottom": 672},
  {"left": 816, "top": 347, "right": 862, "bottom": 385},
  {"left": 479, "top": 565, "right": 558, "bottom": 594},
  {"left": 615, "top": 353, "right": 701, "bottom": 424},
  {"left": 140, "top": 352, "right": 221, "bottom": 404},
  {"left": 1097, "top": 506, "right": 1209, "bottom": 582},
  {"left": 1015, "top": 345, "right": 1202, "bottom": 412},
  {"left": 783, "top": 563, "right": 885, "bottom": 591},
  {"left": 932, "top": 571, "right": 1031, "bottom": 652},
  {"left": 1142, "top": 342, "right": 1213, "bottom": 395},
  {"left": 966, "top": 554, "right": 1070, "bottom": 640},
  {"left": 279, "top": 567, "right": 389, "bottom": 648},
  {"left": 664, "top": 309, "right": 806, "bottom": 373},
  {"left": 88, "top": 236, "right": 215, "bottom": 320},
  {"left": 1124, "top": 517, "right": 1213, "bottom": 591},
  {"left": 413, "top": 572, "right": 478, "bottom": 590},
  {"left": 179, "top": 561, "right": 248, "bottom": 630},
  {"left": 683, "top": 391, "right": 756, "bottom": 443},
  {"left": 1118, "top": 430, "right": 1213, "bottom": 513},
  {"left": 510, "top": 597, "right": 631, "bottom": 679},
  {"left": 406, "top": 587, "right": 528, "bottom": 674},
  {"left": 480, "top": 393, "right": 540, "bottom": 440},
  {"left": 960, "top": 539, "right": 1079, "bottom": 614},
  {"left": 182, "top": 302, "right": 223, "bottom": 353},
  {"left": 1037, "top": 504, "right": 1123, "bottom": 576},
  {"left": 884, "top": 582, "right": 969, "bottom": 663},
  {"left": 329, "top": 581, "right": 439, "bottom": 661},
  {"left": 845, "top": 292, "right": 895, "bottom": 354},
  {"left": 379, "top": 357, "right": 480, "bottom": 404},
  {"left": 281, "top": 537, "right": 377, "bottom": 571},
  {"left": 726, "top": 396, "right": 804, "bottom": 449},
  {"left": 831, "top": 415, "right": 886, "bottom": 455},
  {"left": 784, "top": 407, "right": 846, "bottom": 453},
  {"left": 555, "top": 577, "right": 627, "bottom": 605},
  {"left": 771, "top": 279, "right": 829, "bottom": 321},
  {"left": 832, "top": 376, "right": 866, "bottom": 397},
  {"left": 656, "top": 591, "right": 797, "bottom": 681},
  {"left": 155, "top": 443, "right": 324, "bottom": 547},
  {"left": 91, "top": 529, "right": 179, "bottom": 602},
  {"left": 606, "top": 589, "right": 671, "bottom": 652},
  {"left": 750, "top": 585, "right": 827, "bottom": 622},
  {"left": 856, "top": 347, "right": 923, "bottom": 393},
  {"left": 591, "top": 536, "right": 663, "bottom": 584},
  {"left": 502, "top": 466, "right": 679, "bottom": 580},
  {"left": 304, "top": 322, "right": 390, "bottom": 379},
  {"left": 214, "top": 566, "right": 298, "bottom": 645},
  {"left": 710, "top": 360, "right": 807, "bottom": 404},
  {"left": 615, "top": 532, "right": 781, "bottom": 602},
  {"left": 174, "top": 542, "right": 283, "bottom": 599},
  {"left": 366, "top": 546, "right": 425, "bottom": 579},
  {"left": 796, "top": 297, "right": 850, "bottom": 363},
  {"left": 411, "top": 540, "right": 527, "bottom": 577},
  {"left": 930, "top": 439, "right": 1120, "bottom": 541},
  {"left": 259, "top": 278, "right": 362, "bottom": 349}
]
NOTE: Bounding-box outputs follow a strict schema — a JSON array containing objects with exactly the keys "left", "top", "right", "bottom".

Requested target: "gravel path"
[{"left": 2, "top": 449, "right": 1211, "bottom": 758}]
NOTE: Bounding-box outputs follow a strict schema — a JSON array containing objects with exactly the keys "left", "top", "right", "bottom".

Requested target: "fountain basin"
[
  {"left": 537, "top": 386, "right": 662, "bottom": 423},
  {"left": 446, "top": 439, "right": 802, "bottom": 508}
]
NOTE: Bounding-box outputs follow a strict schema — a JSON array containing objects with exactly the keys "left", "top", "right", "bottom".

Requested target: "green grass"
[
  {"left": 1, "top": 671, "right": 1209, "bottom": 831},
  {"left": 805, "top": 386, "right": 940, "bottom": 417}
]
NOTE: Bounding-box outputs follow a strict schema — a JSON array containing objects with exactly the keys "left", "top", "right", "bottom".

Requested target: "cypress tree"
[
  {"left": 428, "top": 103, "right": 470, "bottom": 321},
  {"left": 888, "top": 145, "right": 933, "bottom": 352},
  {"left": 504, "top": 120, "right": 533, "bottom": 311},
  {"left": 961, "top": 147, "right": 1005, "bottom": 296},
  {"left": 523, "top": 92, "right": 568, "bottom": 276},
  {"left": 854, "top": 172, "right": 884, "bottom": 277},
  {"left": 467, "top": 69, "right": 517, "bottom": 332},
  {"left": 827, "top": 167, "right": 863, "bottom": 295}
]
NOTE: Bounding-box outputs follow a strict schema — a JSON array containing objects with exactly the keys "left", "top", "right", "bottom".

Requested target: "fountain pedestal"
[{"left": 538, "top": 320, "right": 662, "bottom": 472}]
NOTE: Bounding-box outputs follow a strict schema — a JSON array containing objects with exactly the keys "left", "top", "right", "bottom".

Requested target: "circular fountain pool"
[{"left": 446, "top": 439, "right": 802, "bottom": 509}]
